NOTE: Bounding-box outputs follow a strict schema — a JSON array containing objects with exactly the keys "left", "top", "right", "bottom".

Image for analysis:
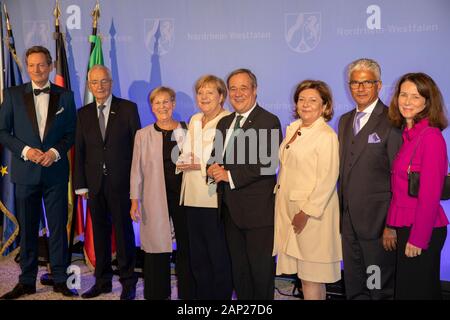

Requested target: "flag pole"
[{"left": 0, "top": 1, "right": 5, "bottom": 102}]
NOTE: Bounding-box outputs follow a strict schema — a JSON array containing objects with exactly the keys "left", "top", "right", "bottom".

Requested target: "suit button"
[
  {"left": 285, "top": 145, "right": 290, "bottom": 149},
  {"left": 103, "top": 147, "right": 106, "bottom": 150},
  {"left": 278, "top": 185, "right": 280, "bottom": 189}
]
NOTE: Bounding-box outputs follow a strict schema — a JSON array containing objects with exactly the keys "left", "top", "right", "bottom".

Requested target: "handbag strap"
[{"left": 407, "top": 127, "right": 431, "bottom": 174}]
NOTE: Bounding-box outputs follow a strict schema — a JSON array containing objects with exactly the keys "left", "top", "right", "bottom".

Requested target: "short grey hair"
[
  {"left": 88, "top": 65, "right": 112, "bottom": 81},
  {"left": 226, "top": 68, "right": 258, "bottom": 88},
  {"left": 347, "top": 58, "right": 381, "bottom": 80}
]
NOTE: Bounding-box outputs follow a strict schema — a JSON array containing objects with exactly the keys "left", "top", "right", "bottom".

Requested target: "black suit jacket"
[
  {"left": 74, "top": 96, "right": 141, "bottom": 195},
  {"left": 338, "top": 100, "right": 402, "bottom": 239},
  {"left": 0, "top": 82, "right": 76, "bottom": 185},
  {"left": 210, "top": 104, "right": 282, "bottom": 229}
]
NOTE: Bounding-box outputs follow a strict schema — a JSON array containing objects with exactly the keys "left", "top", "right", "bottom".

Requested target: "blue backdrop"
[{"left": 4, "top": 0, "right": 450, "bottom": 280}]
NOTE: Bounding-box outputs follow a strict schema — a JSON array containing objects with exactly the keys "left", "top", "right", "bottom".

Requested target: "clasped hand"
[
  {"left": 292, "top": 211, "right": 309, "bottom": 234},
  {"left": 206, "top": 163, "right": 229, "bottom": 183},
  {"left": 27, "top": 148, "right": 56, "bottom": 167}
]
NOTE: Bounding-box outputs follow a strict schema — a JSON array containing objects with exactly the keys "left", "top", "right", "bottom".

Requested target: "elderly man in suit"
[
  {"left": 207, "top": 68, "right": 282, "bottom": 300},
  {"left": 338, "top": 58, "right": 402, "bottom": 300},
  {"left": 0, "top": 46, "right": 77, "bottom": 299},
  {"left": 74, "top": 65, "right": 141, "bottom": 300}
]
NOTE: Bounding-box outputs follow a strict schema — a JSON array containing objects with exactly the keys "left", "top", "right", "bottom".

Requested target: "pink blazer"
[
  {"left": 387, "top": 118, "right": 449, "bottom": 249},
  {"left": 129, "top": 123, "right": 185, "bottom": 253}
]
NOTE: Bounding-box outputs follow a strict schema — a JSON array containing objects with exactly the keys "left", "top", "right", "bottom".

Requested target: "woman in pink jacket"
[{"left": 385, "top": 72, "right": 449, "bottom": 299}]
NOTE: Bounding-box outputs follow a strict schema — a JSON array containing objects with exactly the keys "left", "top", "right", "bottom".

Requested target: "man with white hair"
[{"left": 74, "top": 65, "right": 141, "bottom": 300}]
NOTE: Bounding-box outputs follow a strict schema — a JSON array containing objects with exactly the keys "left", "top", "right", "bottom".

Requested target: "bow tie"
[{"left": 33, "top": 87, "right": 50, "bottom": 96}]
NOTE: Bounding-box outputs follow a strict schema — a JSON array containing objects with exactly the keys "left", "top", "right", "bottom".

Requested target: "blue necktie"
[{"left": 353, "top": 111, "right": 365, "bottom": 136}]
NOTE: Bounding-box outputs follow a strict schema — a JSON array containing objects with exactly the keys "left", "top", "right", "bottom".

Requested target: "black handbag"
[{"left": 407, "top": 128, "right": 450, "bottom": 200}]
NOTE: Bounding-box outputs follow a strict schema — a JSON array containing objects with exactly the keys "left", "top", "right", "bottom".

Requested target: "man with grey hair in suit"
[
  {"left": 338, "top": 58, "right": 402, "bottom": 300},
  {"left": 74, "top": 65, "right": 141, "bottom": 300}
]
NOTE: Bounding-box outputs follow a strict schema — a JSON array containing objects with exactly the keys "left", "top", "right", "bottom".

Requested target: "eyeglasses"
[
  {"left": 89, "top": 79, "right": 111, "bottom": 87},
  {"left": 153, "top": 99, "right": 172, "bottom": 107},
  {"left": 349, "top": 80, "right": 379, "bottom": 89}
]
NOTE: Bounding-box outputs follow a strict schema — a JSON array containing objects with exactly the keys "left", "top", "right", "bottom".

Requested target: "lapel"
[
  {"left": 88, "top": 102, "right": 104, "bottom": 144},
  {"left": 104, "top": 96, "right": 118, "bottom": 144},
  {"left": 240, "top": 104, "right": 261, "bottom": 131},
  {"left": 210, "top": 112, "right": 233, "bottom": 164},
  {"left": 347, "top": 101, "right": 385, "bottom": 170},
  {"left": 339, "top": 111, "right": 354, "bottom": 175},
  {"left": 23, "top": 83, "right": 40, "bottom": 138},
  {"left": 172, "top": 123, "right": 187, "bottom": 150},
  {"left": 219, "top": 112, "right": 235, "bottom": 146},
  {"left": 281, "top": 119, "right": 301, "bottom": 163},
  {"left": 43, "top": 83, "right": 61, "bottom": 140}
]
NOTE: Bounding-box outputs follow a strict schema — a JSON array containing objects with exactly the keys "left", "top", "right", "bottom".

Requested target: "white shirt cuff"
[
  {"left": 49, "top": 148, "right": 61, "bottom": 162},
  {"left": 228, "top": 171, "right": 235, "bottom": 190},
  {"left": 22, "top": 146, "right": 31, "bottom": 161},
  {"left": 75, "top": 188, "right": 89, "bottom": 195}
]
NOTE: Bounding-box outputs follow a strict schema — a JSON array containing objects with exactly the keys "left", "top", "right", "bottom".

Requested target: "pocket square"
[
  {"left": 55, "top": 107, "right": 64, "bottom": 115},
  {"left": 368, "top": 132, "right": 381, "bottom": 143}
]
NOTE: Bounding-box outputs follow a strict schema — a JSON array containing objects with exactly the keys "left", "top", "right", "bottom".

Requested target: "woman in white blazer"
[
  {"left": 176, "top": 75, "right": 233, "bottom": 299},
  {"left": 129, "top": 87, "right": 194, "bottom": 300},
  {"left": 273, "top": 80, "right": 342, "bottom": 300}
]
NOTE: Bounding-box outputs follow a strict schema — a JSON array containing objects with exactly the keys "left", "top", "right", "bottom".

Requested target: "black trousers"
[
  {"left": 222, "top": 204, "right": 275, "bottom": 300},
  {"left": 143, "top": 252, "right": 171, "bottom": 300},
  {"left": 15, "top": 182, "right": 68, "bottom": 285},
  {"left": 185, "top": 206, "right": 233, "bottom": 300},
  {"left": 395, "top": 226, "right": 447, "bottom": 300},
  {"left": 342, "top": 209, "right": 396, "bottom": 300},
  {"left": 88, "top": 175, "right": 136, "bottom": 288},
  {"left": 167, "top": 196, "right": 196, "bottom": 300}
]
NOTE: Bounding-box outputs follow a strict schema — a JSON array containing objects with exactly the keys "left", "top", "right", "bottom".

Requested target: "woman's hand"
[
  {"left": 176, "top": 152, "right": 201, "bottom": 171},
  {"left": 292, "top": 211, "right": 309, "bottom": 234},
  {"left": 176, "top": 163, "right": 201, "bottom": 171},
  {"left": 382, "top": 227, "right": 397, "bottom": 251},
  {"left": 405, "top": 242, "right": 422, "bottom": 257},
  {"left": 130, "top": 199, "right": 141, "bottom": 222}
]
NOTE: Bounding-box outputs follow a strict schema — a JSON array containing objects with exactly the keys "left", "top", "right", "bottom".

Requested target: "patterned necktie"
[
  {"left": 353, "top": 111, "right": 366, "bottom": 136},
  {"left": 98, "top": 105, "right": 106, "bottom": 141},
  {"left": 224, "top": 115, "right": 243, "bottom": 159}
]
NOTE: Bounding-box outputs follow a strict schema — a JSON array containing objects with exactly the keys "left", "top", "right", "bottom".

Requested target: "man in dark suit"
[
  {"left": 0, "top": 46, "right": 77, "bottom": 299},
  {"left": 74, "top": 65, "right": 141, "bottom": 300},
  {"left": 207, "top": 69, "right": 282, "bottom": 300},
  {"left": 338, "top": 58, "right": 402, "bottom": 300}
]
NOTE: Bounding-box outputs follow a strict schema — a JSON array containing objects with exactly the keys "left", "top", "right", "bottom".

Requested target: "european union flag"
[{"left": 0, "top": 7, "right": 22, "bottom": 255}]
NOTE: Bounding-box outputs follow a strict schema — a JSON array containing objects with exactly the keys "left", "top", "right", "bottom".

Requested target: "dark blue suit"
[{"left": 0, "top": 82, "right": 76, "bottom": 285}]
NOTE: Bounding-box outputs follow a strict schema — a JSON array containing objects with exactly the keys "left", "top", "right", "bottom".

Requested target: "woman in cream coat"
[
  {"left": 176, "top": 75, "right": 233, "bottom": 299},
  {"left": 273, "top": 80, "right": 342, "bottom": 300}
]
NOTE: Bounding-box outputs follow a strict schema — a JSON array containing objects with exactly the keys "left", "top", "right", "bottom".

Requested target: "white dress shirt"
[
  {"left": 21, "top": 81, "right": 60, "bottom": 162},
  {"left": 354, "top": 98, "right": 379, "bottom": 131},
  {"left": 224, "top": 102, "right": 257, "bottom": 189},
  {"left": 96, "top": 94, "right": 112, "bottom": 128},
  {"left": 75, "top": 95, "right": 113, "bottom": 196}
]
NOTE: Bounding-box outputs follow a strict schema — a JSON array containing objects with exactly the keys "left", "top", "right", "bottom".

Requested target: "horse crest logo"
[
  {"left": 285, "top": 12, "right": 321, "bottom": 53},
  {"left": 23, "top": 20, "right": 51, "bottom": 48},
  {"left": 144, "top": 19, "right": 175, "bottom": 56}
]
